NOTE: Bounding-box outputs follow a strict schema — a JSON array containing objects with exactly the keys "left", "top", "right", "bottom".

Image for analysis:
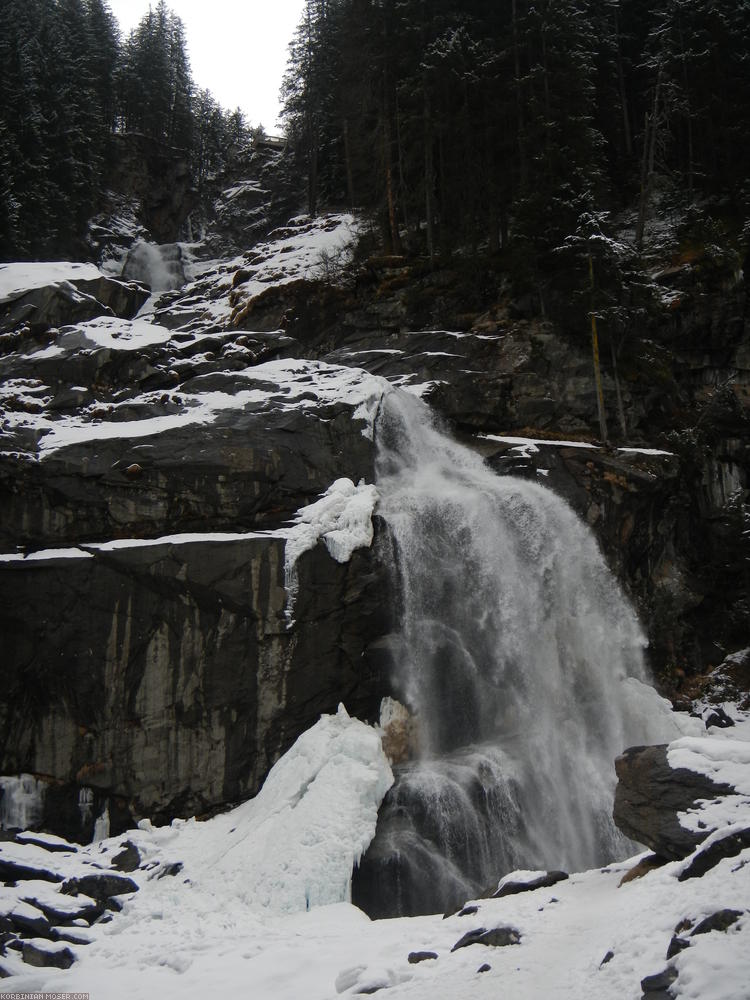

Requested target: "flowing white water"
[
  {"left": 355, "top": 389, "right": 698, "bottom": 916},
  {"left": 0, "top": 774, "right": 45, "bottom": 832},
  {"left": 122, "top": 240, "right": 185, "bottom": 294}
]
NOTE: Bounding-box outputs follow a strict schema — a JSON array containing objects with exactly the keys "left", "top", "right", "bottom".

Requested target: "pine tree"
[{"left": 0, "top": 0, "right": 60, "bottom": 256}]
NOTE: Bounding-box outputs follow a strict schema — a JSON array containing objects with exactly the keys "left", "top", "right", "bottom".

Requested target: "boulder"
[
  {"left": 640, "top": 966, "right": 678, "bottom": 1000},
  {"left": 30, "top": 898, "right": 102, "bottom": 926},
  {"left": 613, "top": 745, "right": 735, "bottom": 859},
  {"left": 0, "top": 275, "right": 148, "bottom": 336},
  {"left": 690, "top": 909, "right": 743, "bottom": 936},
  {"left": 487, "top": 870, "right": 568, "bottom": 899},
  {"left": 451, "top": 926, "right": 521, "bottom": 952},
  {"left": 0, "top": 858, "right": 63, "bottom": 885},
  {"left": 111, "top": 842, "right": 141, "bottom": 873},
  {"left": 5, "top": 905, "right": 52, "bottom": 939},
  {"left": 21, "top": 940, "right": 75, "bottom": 969},
  {"left": 407, "top": 951, "right": 437, "bottom": 964},
  {"left": 61, "top": 874, "right": 138, "bottom": 900}
]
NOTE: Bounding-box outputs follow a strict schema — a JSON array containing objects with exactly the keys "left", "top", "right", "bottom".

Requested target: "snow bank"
[
  {"left": 668, "top": 737, "right": 750, "bottom": 793},
  {"left": 668, "top": 736, "right": 750, "bottom": 834},
  {"left": 1, "top": 751, "right": 748, "bottom": 999},
  {"left": 282, "top": 478, "right": 378, "bottom": 622},
  {"left": 155, "top": 705, "right": 392, "bottom": 914},
  {"left": 284, "top": 478, "right": 378, "bottom": 569},
  {"left": 0, "top": 262, "right": 102, "bottom": 303},
  {"left": 11, "top": 358, "right": 388, "bottom": 457},
  {"left": 69, "top": 315, "right": 174, "bottom": 351}
]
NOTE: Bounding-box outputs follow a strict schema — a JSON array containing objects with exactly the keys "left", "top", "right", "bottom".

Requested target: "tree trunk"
[
  {"left": 383, "top": 112, "right": 401, "bottom": 254},
  {"left": 614, "top": 8, "right": 632, "bottom": 157},
  {"left": 636, "top": 64, "right": 662, "bottom": 248},
  {"left": 343, "top": 118, "right": 355, "bottom": 209},
  {"left": 589, "top": 254, "right": 609, "bottom": 443},
  {"left": 423, "top": 79, "right": 435, "bottom": 265},
  {"left": 610, "top": 337, "right": 628, "bottom": 440},
  {"left": 512, "top": 0, "right": 527, "bottom": 189}
]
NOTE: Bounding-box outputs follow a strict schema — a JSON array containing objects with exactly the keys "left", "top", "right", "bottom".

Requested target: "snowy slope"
[{"left": 1, "top": 713, "right": 748, "bottom": 1000}]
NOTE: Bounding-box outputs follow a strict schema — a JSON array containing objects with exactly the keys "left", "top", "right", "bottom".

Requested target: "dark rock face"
[
  {"left": 613, "top": 745, "right": 736, "bottom": 859},
  {"left": 104, "top": 133, "right": 196, "bottom": 245},
  {"left": 0, "top": 249, "right": 393, "bottom": 836},
  {"left": 0, "top": 276, "right": 148, "bottom": 337},
  {"left": 0, "top": 532, "right": 389, "bottom": 837}
]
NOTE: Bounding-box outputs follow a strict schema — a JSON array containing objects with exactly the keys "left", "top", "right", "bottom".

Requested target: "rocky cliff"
[{"left": 1, "top": 201, "right": 748, "bottom": 838}]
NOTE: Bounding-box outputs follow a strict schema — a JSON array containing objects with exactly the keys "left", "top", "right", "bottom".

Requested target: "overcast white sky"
[{"left": 107, "top": 0, "right": 306, "bottom": 132}]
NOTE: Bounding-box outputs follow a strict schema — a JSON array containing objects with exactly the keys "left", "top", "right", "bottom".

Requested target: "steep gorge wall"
[
  {"left": 1, "top": 214, "right": 747, "bottom": 839},
  {"left": 0, "top": 529, "right": 390, "bottom": 841}
]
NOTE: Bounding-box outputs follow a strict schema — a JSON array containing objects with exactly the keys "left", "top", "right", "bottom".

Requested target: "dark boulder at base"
[{"left": 613, "top": 745, "right": 736, "bottom": 859}]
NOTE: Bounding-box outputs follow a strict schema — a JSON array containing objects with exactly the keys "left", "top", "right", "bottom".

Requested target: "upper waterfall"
[
  {"left": 353, "top": 389, "right": 699, "bottom": 917},
  {"left": 121, "top": 240, "right": 186, "bottom": 294}
]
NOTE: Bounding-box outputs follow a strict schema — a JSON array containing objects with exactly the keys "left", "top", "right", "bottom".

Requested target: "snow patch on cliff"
[
  {"left": 282, "top": 478, "right": 379, "bottom": 623},
  {"left": 0, "top": 262, "right": 103, "bottom": 303}
]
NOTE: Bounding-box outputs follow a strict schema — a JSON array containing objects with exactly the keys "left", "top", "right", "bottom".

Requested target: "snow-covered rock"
[{"left": 614, "top": 735, "right": 750, "bottom": 860}]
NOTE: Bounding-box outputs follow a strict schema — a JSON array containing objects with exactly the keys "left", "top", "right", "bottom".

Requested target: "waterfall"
[
  {"left": 353, "top": 389, "right": 695, "bottom": 917},
  {"left": 0, "top": 774, "right": 45, "bottom": 832},
  {"left": 121, "top": 240, "right": 185, "bottom": 294}
]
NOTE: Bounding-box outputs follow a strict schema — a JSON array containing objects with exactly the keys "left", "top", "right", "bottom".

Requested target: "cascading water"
[
  {"left": 0, "top": 774, "right": 45, "bottom": 832},
  {"left": 353, "top": 389, "right": 695, "bottom": 917},
  {"left": 121, "top": 240, "right": 186, "bottom": 294}
]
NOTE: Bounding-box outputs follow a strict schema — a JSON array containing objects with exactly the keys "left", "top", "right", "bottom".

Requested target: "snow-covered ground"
[
  {"left": 0, "top": 262, "right": 104, "bottom": 303},
  {"left": 1, "top": 356, "right": 389, "bottom": 458},
  {"left": 1, "top": 711, "right": 748, "bottom": 1000}
]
